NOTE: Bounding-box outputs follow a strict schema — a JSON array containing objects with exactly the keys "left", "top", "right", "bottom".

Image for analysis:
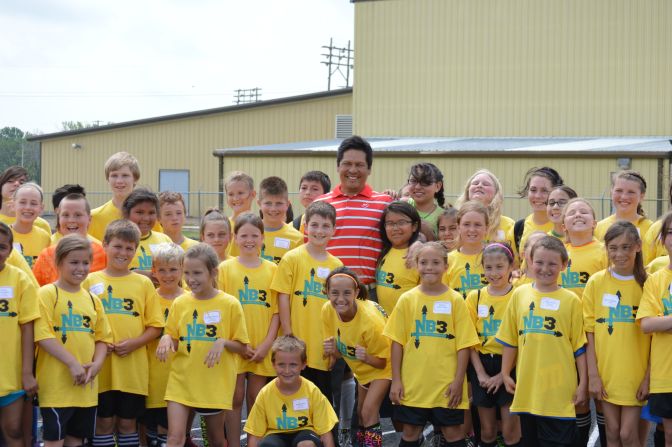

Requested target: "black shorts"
[
  {"left": 301, "top": 367, "right": 332, "bottom": 403},
  {"left": 141, "top": 407, "right": 168, "bottom": 430},
  {"left": 259, "top": 430, "right": 323, "bottom": 447},
  {"left": 649, "top": 393, "right": 672, "bottom": 419},
  {"left": 41, "top": 406, "right": 97, "bottom": 441},
  {"left": 194, "top": 407, "right": 223, "bottom": 416},
  {"left": 393, "top": 405, "right": 464, "bottom": 428},
  {"left": 468, "top": 353, "right": 514, "bottom": 408},
  {"left": 519, "top": 414, "right": 576, "bottom": 447},
  {"left": 97, "top": 391, "right": 145, "bottom": 419}
]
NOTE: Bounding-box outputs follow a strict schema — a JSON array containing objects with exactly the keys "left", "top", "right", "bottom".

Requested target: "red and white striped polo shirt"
[{"left": 316, "top": 184, "right": 392, "bottom": 284}]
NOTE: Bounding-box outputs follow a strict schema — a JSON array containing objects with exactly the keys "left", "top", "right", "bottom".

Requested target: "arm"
[
  {"left": 38, "top": 338, "right": 87, "bottom": 385},
  {"left": 355, "top": 345, "right": 386, "bottom": 369},
  {"left": 640, "top": 316, "right": 672, "bottom": 334},
  {"left": 247, "top": 435, "right": 260, "bottom": 447},
  {"left": 156, "top": 334, "right": 178, "bottom": 362},
  {"left": 278, "top": 293, "right": 292, "bottom": 335},
  {"left": 250, "top": 314, "right": 280, "bottom": 363},
  {"left": 637, "top": 361, "right": 651, "bottom": 401},
  {"left": 573, "top": 351, "right": 588, "bottom": 407},
  {"left": 84, "top": 341, "right": 109, "bottom": 386},
  {"left": 321, "top": 431, "right": 335, "bottom": 447},
  {"left": 389, "top": 341, "right": 404, "bottom": 404},
  {"left": 204, "top": 338, "right": 247, "bottom": 368},
  {"left": 113, "top": 326, "right": 162, "bottom": 357},
  {"left": 501, "top": 345, "right": 517, "bottom": 394},
  {"left": 470, "top": 348, "right": 489, "bottom": 388},
  {"left": 446, "top": 348, "right": 469, "bottom": 408},
  {"left": 20, "top": 322, "right": 38, "bottom": 395},
  {"left": 585, "top": 332, "right": 607, "bottom": 400}
]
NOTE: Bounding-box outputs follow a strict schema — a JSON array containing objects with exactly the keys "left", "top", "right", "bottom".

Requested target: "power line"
[
  {"left": 321, "top": 38, "right": 353, "bottom": 90},
  {"left": 233, "top": 88, "right": 262, "bottom": 104}
]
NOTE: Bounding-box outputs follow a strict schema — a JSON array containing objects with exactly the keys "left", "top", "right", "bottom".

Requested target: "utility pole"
[
  {"left": 233, "top": 88, "right": 262, "bottom": 104},
  {"left": 321, "top": 38, "right": 354, "bottom": 90}
]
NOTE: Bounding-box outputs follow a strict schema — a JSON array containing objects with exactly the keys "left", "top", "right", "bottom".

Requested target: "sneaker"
[
  {"left": 339, "top": 428, "right": 352, "bottom": 447},
  {"left": 465, "top": 436, "right": 476, "bottom": 447}
]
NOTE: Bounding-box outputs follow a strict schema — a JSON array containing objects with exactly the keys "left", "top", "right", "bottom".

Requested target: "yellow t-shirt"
[
  {"left": 146, "top": 292, "right": 176, "bottom": 409},
  {"left": 495, "top": 284, "right": 586, "bottom": 418},
  {"left": 0, "top": 214, "right": 51, "bottom": 236},
  {"left": 594, "top": 215, "right": 653, "bottom": 242},
  {"left": 164, "top": 291, "right": 249, "bottom": 409},
  {"left": 383, "top": 287, "right": 479, "bottom": 409},
  {"left": 244, "top": 377, "right": 339, "bottom": 437},
  {"left": 218, "top": 258, "right": 278, "bottom": 377},
  {"left": 130, "top": 231, "right": 173, "bottom": 271},
  {"left": 515, "top": 214, "right": 554, "bottom": 264},
  {"left": 89, "top": 200, "right": 162, "bottom": 242},
  {"left": 0, "top": 265, "right": 39, "bottom": 396},
  {"left": 262, "top": 224, "right": 305, "bottom": 264},
  {"left": 321, "top": 299, "right": 391, "bottom": 384},
  {"left": 636, "top": 268, "right": 672, "bottom": 394},
  {"left": 642, "top": 219, "right": 665, "bottom": 265},
  {"left": 270, "top": 245, "right": 343, "bottom": 371},
  {"left": 583, "top": 269, "right": 650, "bottom": 406},
  {"left": 646, "top": 256, "right": 669, "bottom": 275},
  {"left": 7, "top": 249, "right": 38, "bottom": 289},
  {"left": 84, "top": 271, "right": 164, "bottom": 395},
  {"left": 487, "top": 216, "right": 517, "bottom": 254},
  {"left": 12, "top": 226, "right": 51, "bottom": 268},
  {"left": 561, "top": 240, "right": 608, "bottom": 299},
  {"left": 444, "top": 251, "right": 487, "bottom": 299},
  {"left": 34, "top": 285, "right": 112, "bottom": 407},
  {"left": 547, "top": 229, "right": 567, "bottom": 244},
  {"left": 376, "top": 248, "right": 420, "bottom": 315},
  {"left": 180, "top": 237, "right": 199, "bottom": 251},
  {"left": 466, "top": 286, "right": 514, "bottom": 355}
]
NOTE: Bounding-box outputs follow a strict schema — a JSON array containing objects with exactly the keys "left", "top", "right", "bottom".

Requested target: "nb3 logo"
[
  {"left": 410, "top": 305, "right": 454, "bottom": 348},
  {"left": 101, "top": 286, "right": 138, "bottom": 317},
  {"left": 53, "top": 301, "right": 93, "bottom": 343},
  {"left": 276, "top": 404, "right": 308, "bottom": 430},
  {"left": 180, "top": 310, "right": 217, "bottom": 353},
  {"left": 295, "top": 269, "right": 327, "bottom": 306}
]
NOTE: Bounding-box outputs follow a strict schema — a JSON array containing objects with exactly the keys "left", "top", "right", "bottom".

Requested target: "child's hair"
[
  {"left": 122, "top": 187, "right": 159, "bottom": 218},
  {"left": 271, "top": 334, "right": 307, "bottom": 363},
  {"left": 549, "top": 185, "right": 578, "bottom": 202},
  {"left": 152, "top": 242, "right": 185, "bottom": 266},
  {"left": 612, "top": 170, "right": 647, "bottom": 217},
  {"left": 234, "top": 212, "right": 264, "bottom": 235},
  {"left": 604, "top": 221, "right": 647, "bottom": 288},
  {"left": 300, "top": 171, "right": 331, "bottom": 194},
  {"left": 378, "top": 202, "right": 421, "bottom": 267},
  {"left": 55, "top": 235, "right": 92, "bottom": 266},
  {"left": 457, "top": 200, "right": 490, "bottom": 227},
  {"left": 523, "top": 231, "right": 547, "bottom": 254},
  {"left": 305, "top": 201, "right": 337, "bottom": 226},
  {"left": 408, "top": 163, "right": 445, "bottom": 208},
  {"left": 414, "top": 241, "right": 449, "bottom": 265},
  {"left": 561, "top": 198, "right": 596, "bottom": 239},
  {"left": 438, "top": 207, "right": 458, "bottom": 225},
  {"left": 158, "top": 191, "right": 187, "bottom": 212},
  {"left": 55, "top": 193, "right": 91, "bottom": 230},
  {"left": 0, "top": 222, "right": 14, "bottom": 246},
  {"left": 482, "top": 242, "right": 515, "bottom": 266},
  {"left": 104, "top": 152, "right": 140, "bottom": 181},
  {"left": 103, "top": 219, "right": 141, "bottom": 246},
  {"left": 336, "top": 136, "right": 373, "bottom": 169},
  {"left": 530, "top": 235, "right": 569, "bottom": 264},
  {"left": 185, "top": 243, "right": 220, "bottom": 273},
  {"left": 325, "top": 266, "right": 368, "bottom": 300},
  {"left": 52, "top": 184, "right": 86, "bottom": 209},
  {"left": 14, "top": 182, "right": 44, "bottom": 201},
  {"left": 199, "top": 208, "right": 231, "bottom": 239},
  {"left": 518, "top": 167, "right": 564, "bottom": 197},
  {"left": 455, "top": 169, "right": 504, "bottom": 238},
  {"left": 259, "top": 176, "right": 288, "bottom": 199},
  {"left": 0, "top": 166, "right": 28, "bottom": 208},
  {"left": 224, "top": 171, "right": 254, "bottom": 192}
]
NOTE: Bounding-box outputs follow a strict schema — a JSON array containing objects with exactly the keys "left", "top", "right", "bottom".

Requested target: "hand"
[
  {"left": 22, "top": 372, "right": 38, "bottom": 396},
  {"left": 107, "top": 343, "right": 115, "bottom": 354},
  {"left": 68, "top": 361, "right": 87, "bottom": 386},
  {"left": 113, "top": 338, "right": 140, "bottom": 357},
  {"left": 503, "top": 375, "right": 516, "bottom": 395},
  {"left": 204, "top": 339, "right": 227, "bottom": 368},
  {"left": 636, "top": 377, "right": 650, "bottom": 402},
  {"left": 382, "top": 188, "right": 399, "bottom": 200},
  {"left": 511, "top": 269, "right": 522, "bottom": 279},
  {"left": 83, "top": 361, "right": 103, "bottom": 388},
  {"left": 445, "top": 380, "right": 464, "bottom": 409},
  {"left": 588, "top": 375, "right": 608, "bottom": 401},
  {"left": 390, "top": 378, "right": 404, "bottom": 405},
  {"left": 476, "top": 372, "right": 491, "bottom": 389},
  {"left": 244, "top": 345, "right": 256, "bottom": 360},
  {"left": 251, "top": 341, "right": 272, "bottom": 363},
  {"left": 355, "top": 346, "right": 367, "bottom": 362},
  {"left": 323, "top": 337, "right": 336, "bottom": 357},
  {"left": 573, "top": 382, "right": 588, "bottom": 407},
  {"left": 156, "top": 335, "right": 175, "bottom": 362},
  {"left": 404, "top": 241, "right": 424, "bottom": 269},
  {"left": 486, "top": 373, "right": 503, "bottom": 394}
]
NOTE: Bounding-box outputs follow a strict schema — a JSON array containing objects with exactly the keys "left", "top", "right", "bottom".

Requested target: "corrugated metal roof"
[{"left": 213, "top": 137, "right": 672, "bottom": 157}]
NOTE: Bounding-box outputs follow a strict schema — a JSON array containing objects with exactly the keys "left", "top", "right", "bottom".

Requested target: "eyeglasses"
[
  {"left": 384, "top": 220, "right": 412, "bottom": 229},
  {"left": 548, "top": 199, "right": 569, "bottom": 208},
  {"left": 408, "top": 178, "right": 434, "bottom": 187}
]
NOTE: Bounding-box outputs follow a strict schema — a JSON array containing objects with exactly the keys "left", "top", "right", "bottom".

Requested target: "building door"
[{"left": 159, "top": 170, "right": 190, "bottom": 214}]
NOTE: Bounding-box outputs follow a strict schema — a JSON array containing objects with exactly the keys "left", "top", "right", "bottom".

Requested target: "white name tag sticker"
[
  {"left": 477, "top": 305, "right": 489, "bottom": 318},
  {"left": 540, "top": 297, "right": 560, "bottom": 311},
  {"left": 316, "top": 267, "right": 331, "bottom": 279},
  {"left": 433, "top": 301, "right": 452, "bottom": 314},
  {"left": 149, "top": 244, "right": 160, "bottom": 254},
  {"left": 274, "top": 237, "right": 290, "bottom": 249},
  {"left": 89, "top": 282, "right": 105, "bottom": 296},
  {"left": 497, "top": 230, "right": 505, "bottom": 241},
  {"left": 293, "top": 398, "right": 309, "bottom": 411},
  {"left": 12, "top": 243, "right": 22, "bottom": 253},
  {"left": 204, "top": 311, "right": 220, "bottom": 324},
  {"left": 602, "top": 293, "right": 619, "bottom": 308},
  {"left": 0, "top": 287, "right": 14, "bottom": 299}
]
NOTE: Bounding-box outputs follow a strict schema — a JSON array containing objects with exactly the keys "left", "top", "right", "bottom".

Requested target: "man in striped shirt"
[{"left": 316, "top": 135, "right": 392, "bottom": 291}]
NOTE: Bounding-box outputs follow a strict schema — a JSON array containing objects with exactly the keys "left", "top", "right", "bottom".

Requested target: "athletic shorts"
[
  {"left": 649, "top": 393, "right": 672, "bottom": 419},
  {"left": 141, "top": 407, "right": 168, "bottom": 430},
  {"left": 97, "top": 390, "right": 145, "bottom": 419},
  {"left": 519, "top": 414, "right": 576, "bottom": 447},
  {"left": 259, "top": 430, "right": 323, "bottom": 447},
  {"left": 393, "top": 405, "right": 464, "bottom": 428},
  {"left": 41, "top": 406, "right": 97, "bottom": 441},
  {"left": 468, "top": 353, "right": 514, "bottom": 408},
  {"left": 194, "top": 407, "right": 223, "bottom": 416},
  {"left": 0, "top": 390, "right": 25, "bottom": 407}
]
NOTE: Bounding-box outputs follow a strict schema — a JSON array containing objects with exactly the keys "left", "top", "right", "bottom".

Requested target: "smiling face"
[
  {"left": 107, "top": 166, "right": 135, "bottom": 201},
  {"left": 159, "top": 201, "right": 186, "bottom": 234},
  {"left": 546, "top": 189, "right": 571, "bottom": 225},
  {"left": 416, "top": 246, "right": 448, "bottom": 286},
  {"left": 128, "top": 201, "right": 158, "bottom": 236},
  {"left": 58, "top": 197, "right": 90, "bottom": 236},
  {"left": 408, "top": 177, "right": 441, "bottom": 207},
  {"left": 606, "top": 233, "right": 640, "bottom": 275},
  {"left": 273, "top": 350, "right": 306, "bottom": 386},
  {"left": 384, "top": 211, "right": 417, "bottom": 249},
  {"left": 438, "top": 215, "right": 459, "bottom": 250},
  {"left": 235, "top": 222, "right": 263, "bottom": 256},
  {"left": 458, "top": 211, "right": 487, "bottom": 247},
  {"left": 13, "top": 186, "right": 43, "bottom": 225},
  {"left": 184, "top": 257, "right": 216, "bottom": 297},
  {"left": 562, "top": 200, "right": 596, "bottom": 236},
  {"left": 612, "top": 178, "right": 644, "bottom": 216},
  {"left": 58, "top": 248, "right": 91, "bottom": 289},
  {"left": 1, "top": 175, "right": 26, "bottom": 201},
  {"left": 483, "top": 252, "right": 512, "bottom": 289},
  {"left": 527, "top": 175, "right": 553, "bottom": 212},
  {"left": 531, "top": 246, "right": 566, "bottom": 289},
  {"left": 202, "top": 221, "right": 230, "bottom": 260},
  {"left": 468, "top": 173, "right": 497, "bottom": 205},
  {"left": 327, "top": 275, "right": 358, "bottom": 320},
  {"left": 153, "top": 259, "right": 183, "bottom": 290},
  {"left": 258, "top": 194, "right": 289, "bottom": 228},
  {"left": 103, "top": 237, "right": 137, "bottom": 272},
  {"left": 337, "top": 149, "right": 370, "bottom": 195},
  {"left": 226, "top": 180, "right": 256, "bottom": 216},
  {"left": 305, "top": 214, "right": 335, "bottom": 249}
]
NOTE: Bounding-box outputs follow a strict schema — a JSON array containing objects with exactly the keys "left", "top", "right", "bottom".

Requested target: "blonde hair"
[
  {"left": 55, "top": 234, "right": 92, "bottom": 266},
  {"left": 271, "top": 335, "right": 307, "bottom": 363},
  {"left": 455, "top": 170, "right": 503, "bottom": 240},
  {"left": 104, "top": 152, "right": 140, "bottom": 181},
  {"left": 224, "top": 171, "right": 254, "bottom": 192},
  {"left": 152, "top": 242, "right": 184, "bottom": 265},
  {"left": 13, "top": 182, "right": 43, "bottom": 201}
]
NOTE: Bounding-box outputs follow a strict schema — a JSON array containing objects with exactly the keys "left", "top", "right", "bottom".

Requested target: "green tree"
[{"left": 0, "top": 126, "right": 40, "bottom": 182}]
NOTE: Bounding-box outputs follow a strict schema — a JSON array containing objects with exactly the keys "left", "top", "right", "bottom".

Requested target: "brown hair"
[
  {"left": 55, "top": 235, "right": 92, "bottom": 266},
  {"left": 604, "top": 221, "right": 647, "bottom": 288},
  {"left": 103, "top": 219, "right": 141, "bottom": 246},
  {"left": 104, "top": 152, "right": 140, "bottom": 181}
]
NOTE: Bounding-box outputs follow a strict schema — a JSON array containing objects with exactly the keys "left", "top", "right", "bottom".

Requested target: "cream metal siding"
[
  {"left": 40, "top": 93, "right": 352, "bottom": 215},
  {"left": 354, "top": 0, "right": 672, "bottom": 137}
]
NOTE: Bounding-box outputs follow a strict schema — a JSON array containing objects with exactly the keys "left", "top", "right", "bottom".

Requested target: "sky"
[{"left": 0, "top": 0, "right": 354, "bottom": 134}]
